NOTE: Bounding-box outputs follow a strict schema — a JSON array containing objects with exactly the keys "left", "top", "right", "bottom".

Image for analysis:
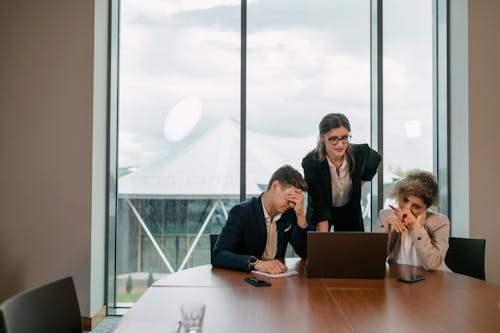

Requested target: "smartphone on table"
[
  {"left": 244, "top": 277, "right": 271, "bottom": 287},
  {"left": 398, "top": 274, "right": 425, "bottom": 283}
]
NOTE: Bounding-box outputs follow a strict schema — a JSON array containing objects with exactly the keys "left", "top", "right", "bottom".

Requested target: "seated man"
[{"left": 212, "top": 165, "right": 309, "bottom": 274}]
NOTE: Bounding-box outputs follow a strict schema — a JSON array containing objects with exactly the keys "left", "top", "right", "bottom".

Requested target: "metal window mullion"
[
  {"left": 106, "top": 0, "right": 120, "bottom": 312},
  {"left": 370, "top": 0, "right": 383, "bottom": 230},
  {"left": 240, "top": 0, "right": 247, "bottom": 202},
  {"left": 435, "top": 0, "right": 450, "bottom": 218}
]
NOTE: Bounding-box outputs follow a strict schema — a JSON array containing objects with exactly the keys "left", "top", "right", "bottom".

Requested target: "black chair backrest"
[
  {"left": 210, "top": 234, "right": 219, "bottom": 265},
  {"left": 0, "top": 277, "right": 82, "bottom": 333},
  {"left": 445, "top": 237, "right": 486, "bottom": 280}
]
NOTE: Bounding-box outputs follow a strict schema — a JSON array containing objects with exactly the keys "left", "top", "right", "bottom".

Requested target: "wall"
[
  {"left": 91, "top": 0, "right": 108, "bottom": 316},
  {"left": 0, "top": 0, "right": 106, "bottom": 316},
  {"left": 467, "top": 0, "right": 500, "bottom": 285}
]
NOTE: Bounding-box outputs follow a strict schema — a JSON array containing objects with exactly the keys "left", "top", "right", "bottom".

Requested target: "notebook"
[
  {"left": 251, "top": 270, "right": 298, "bottom": 279},
  {"left": 306, "top": 231, "right": 388, "bottom": 279}
]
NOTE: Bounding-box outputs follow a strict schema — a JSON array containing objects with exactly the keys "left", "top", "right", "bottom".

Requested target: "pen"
[
  {"left": 173, "top": 320, "right": 182, "bottom": 333},
  {"left": 388, "top": 204, "right": 397, "bottom": 211}
]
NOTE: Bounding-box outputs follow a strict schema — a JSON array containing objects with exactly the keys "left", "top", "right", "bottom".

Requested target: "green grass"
[{"left": 117, "top": 292, "right": 144, "bottom": 303}]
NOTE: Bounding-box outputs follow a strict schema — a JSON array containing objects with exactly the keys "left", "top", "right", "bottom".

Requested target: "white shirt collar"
[
  {"left": 261, "top": 200, "right": 282, "bottom": 223},
  {"left": 326, "top": 155, "right": 348, "bottom": 173}
]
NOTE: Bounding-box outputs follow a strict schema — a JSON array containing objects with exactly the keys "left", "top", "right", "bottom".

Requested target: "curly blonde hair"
[{"left": 391, "top": 169, "right": 439, "bottom": 208}]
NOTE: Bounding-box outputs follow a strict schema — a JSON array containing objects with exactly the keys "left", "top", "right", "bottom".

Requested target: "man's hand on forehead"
[
  {"left": 284, "top": 188, "right": 304, "bottom": 208},
  {"left": 284, "top": 187, "right": 302, "bottom": 195}
]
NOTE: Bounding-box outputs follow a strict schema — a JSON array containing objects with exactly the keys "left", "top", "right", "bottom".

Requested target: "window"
[
  {"left": 107, "top": 0, "right": 447, "bottom": 309},
  {"left": 247, "top": 0, "right": 372, "bottom": 230},
  {"left": 114, "top": 0, "right": 240, "bottom": 306},
  {"left": 382, "top": 0, "right": 434, "bottom": 206}
]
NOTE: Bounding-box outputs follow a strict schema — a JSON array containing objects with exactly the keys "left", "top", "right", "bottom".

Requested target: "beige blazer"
[{"left": 375, "top": 209, "right": 451, "bottom": 272}]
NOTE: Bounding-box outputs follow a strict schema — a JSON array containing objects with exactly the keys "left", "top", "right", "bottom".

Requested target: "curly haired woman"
[{"left": 376, "top": 170, "right": 451, "bottom": 271}]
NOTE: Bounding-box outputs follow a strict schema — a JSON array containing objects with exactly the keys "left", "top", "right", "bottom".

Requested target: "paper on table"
[{"left": 251, "top": 269, "right": 298, "bottom": 279}]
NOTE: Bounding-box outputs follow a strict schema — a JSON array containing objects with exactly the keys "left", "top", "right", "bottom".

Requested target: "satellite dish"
[{"left": 163, "top": 96, "right": 202, "bottom": 141}]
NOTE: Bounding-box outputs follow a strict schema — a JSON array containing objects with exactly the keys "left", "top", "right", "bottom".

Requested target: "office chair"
[
  {"left": 445, "top": 237, "right": 486, "bottom": 280},
  {"left": 0, "top": 277, "right": 82, "bottom": 333},
  {"left": 210, "top": 233, "right": 219, "bottom": 265}
]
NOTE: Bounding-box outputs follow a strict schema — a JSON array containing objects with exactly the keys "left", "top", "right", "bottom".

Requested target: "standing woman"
[{"left": 302, "top": 113, "right": 381, "bottom": 232}]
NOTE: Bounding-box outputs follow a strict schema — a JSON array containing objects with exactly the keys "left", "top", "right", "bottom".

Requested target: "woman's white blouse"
[{"left": 326, "top": 156, "right": 352, "bottom": 207}]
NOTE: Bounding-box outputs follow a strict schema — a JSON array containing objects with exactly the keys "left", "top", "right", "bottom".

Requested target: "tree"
[
  {"left": 147, "top": 271, "right": 154, "bottom": 287},
  {"left": 126, "top": 274, "right": 133, "bottom": 293}
]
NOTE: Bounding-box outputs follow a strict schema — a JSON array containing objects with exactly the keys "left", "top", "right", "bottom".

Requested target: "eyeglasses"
[{"left": 326, "top": 134, "right": 351, "bottom": 145}]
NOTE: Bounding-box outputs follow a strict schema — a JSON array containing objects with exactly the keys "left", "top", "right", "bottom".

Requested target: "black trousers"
[{"left": 329, "top": 200, "right": 364, "bottom": 232}]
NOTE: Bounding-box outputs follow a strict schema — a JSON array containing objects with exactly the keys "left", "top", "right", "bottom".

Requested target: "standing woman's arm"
[
  {"left": 302, "top": 155, "right": 332, "bottom": 231},
  {"left": 360, "top": 144, "right": 382, "bottom": 181}
]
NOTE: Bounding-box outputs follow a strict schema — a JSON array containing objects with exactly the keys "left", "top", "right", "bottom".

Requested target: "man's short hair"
[{"left": 267, "top": 165, "right": 308, "bottom": 191}]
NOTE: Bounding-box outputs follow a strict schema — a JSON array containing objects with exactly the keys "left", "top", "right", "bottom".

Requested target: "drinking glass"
[{"left": 180, "top": 302, "right": 206, "bottom": 333}]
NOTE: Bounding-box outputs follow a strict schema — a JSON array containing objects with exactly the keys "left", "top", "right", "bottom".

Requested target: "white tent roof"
[{"left": 119, "top": 118, "right": 316, "bottom": 199}]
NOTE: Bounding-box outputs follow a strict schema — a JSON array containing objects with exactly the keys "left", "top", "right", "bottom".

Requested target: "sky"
[{"left": 118, "top": 0, "right": 434, "bottom": 184}]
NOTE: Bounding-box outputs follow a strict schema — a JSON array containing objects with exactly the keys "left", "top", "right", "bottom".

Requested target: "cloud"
[
  {"left": 119, "top": 132, "right": 162, "bottom": 167},
  {"left": 119, "top": 23, "right": 373, "bottom": 166},
  {"left": 246, "top": 28, "right": 371, "bottom": 135},
  {"left": 118, "top": 3, "right": 434, "bottom": 175},
  {"left": 122, "top": 0, "right": 245, "bottom": 20}
]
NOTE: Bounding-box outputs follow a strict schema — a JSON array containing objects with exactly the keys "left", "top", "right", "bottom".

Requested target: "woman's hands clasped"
[{"left": 388, "top": 204, "right": 426, "bottom": 233}]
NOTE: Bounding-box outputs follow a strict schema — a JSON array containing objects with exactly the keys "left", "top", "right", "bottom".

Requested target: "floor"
[{"left": 85, "top": 316, "right": 121, "bottom": 333}]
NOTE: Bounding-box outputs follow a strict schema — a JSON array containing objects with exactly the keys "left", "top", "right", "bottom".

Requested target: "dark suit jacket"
[
  {"left": 212, "top": 195, "right": 308, "bottom": 272},
  {"left": 302, "top": 143, "right": 381, "bottom": 231}
]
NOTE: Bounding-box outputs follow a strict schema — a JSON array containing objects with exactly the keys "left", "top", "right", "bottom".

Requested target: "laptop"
[{"left": 306, "top": 232, "right": 388, "bottom": 279}]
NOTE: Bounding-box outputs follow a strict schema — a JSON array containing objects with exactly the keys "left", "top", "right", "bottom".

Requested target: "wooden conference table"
[{"left": 111, "top": 259, "right": 500, "bottom": 333}]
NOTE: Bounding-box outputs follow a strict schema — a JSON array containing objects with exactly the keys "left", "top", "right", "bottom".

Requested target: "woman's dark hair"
[
  {"left": 312, "top": 113, "right": 354, "bottom": 170},
  {"left": 391, "top": 169, "right": 440, "bottom": 208}
]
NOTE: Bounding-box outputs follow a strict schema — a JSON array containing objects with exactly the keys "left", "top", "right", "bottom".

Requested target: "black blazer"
[
  {"left": 302, "top": 143, "right": 381, "bottom": 231},
  {"left": 212, "top": 195, "right": 308, "bottom": 272}
]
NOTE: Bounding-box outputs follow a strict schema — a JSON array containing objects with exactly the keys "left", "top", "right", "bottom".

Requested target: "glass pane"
[
  {"left": 383, "top": 0, "right": 434, "bottom": 206},
  {"left": 247, "top": 0, "right": 372, "bottom": 232},
  {"left": 116, "top": 0, "right": 240, "bottom": 305}
]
